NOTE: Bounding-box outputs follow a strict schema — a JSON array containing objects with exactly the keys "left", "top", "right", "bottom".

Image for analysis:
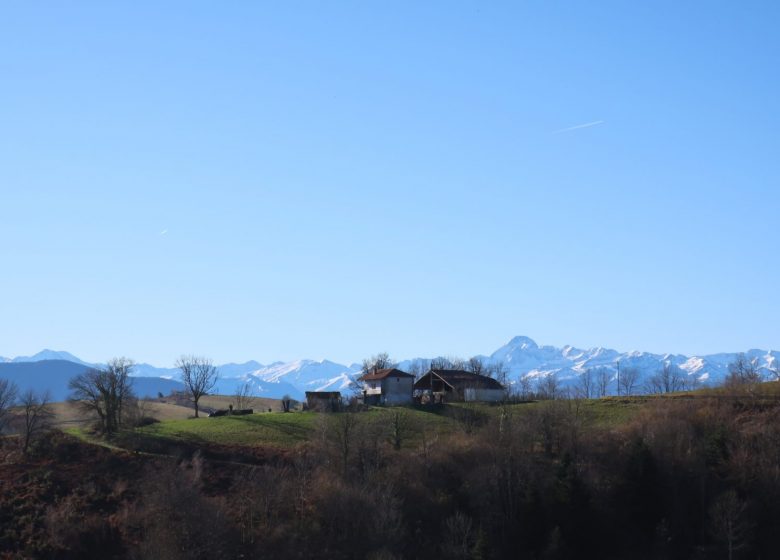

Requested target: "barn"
[
  {"left": 305, "top": 391, "right": 342, "bottom": 412},
  {"left": 413, "top": 369, "right": 506, "bottom": 403}
]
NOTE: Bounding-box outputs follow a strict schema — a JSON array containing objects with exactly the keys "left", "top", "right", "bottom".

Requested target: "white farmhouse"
[{"left": 358, "top": 368, "right": 414, "bottom": 406}]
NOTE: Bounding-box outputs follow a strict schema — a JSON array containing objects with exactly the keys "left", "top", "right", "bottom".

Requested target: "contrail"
[{"left": 552, "top": 120, "right": 605, "bottom": 134}]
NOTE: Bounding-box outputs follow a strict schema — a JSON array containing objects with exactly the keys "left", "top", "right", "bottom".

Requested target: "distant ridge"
[{"left": 3, "top": 337, "right": 778, "bottom": 400}]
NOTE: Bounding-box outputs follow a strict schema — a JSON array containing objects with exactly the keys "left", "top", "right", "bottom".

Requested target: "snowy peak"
[
  {"left": 7, "top": 340, "right": 780, "bottom": 400},
  {"left": 505, "top": 336, "right": 539, "bottom": 351},
  {"left": 247, "top": 359, "right": 360, "bottom": 392}
]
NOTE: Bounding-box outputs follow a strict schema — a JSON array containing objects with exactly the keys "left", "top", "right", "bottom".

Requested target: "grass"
[
  {"left": 45, "top": 395, "right": 655, "bottom": 450},
  {"left": 135, "top": 406, "right": 463, "bottom": 449},
  {"left": 136, "top": 411, "right": 317, "bottom": 447},
  {"left": 131, "top": 391, "right": 682, "bottom": 450}
]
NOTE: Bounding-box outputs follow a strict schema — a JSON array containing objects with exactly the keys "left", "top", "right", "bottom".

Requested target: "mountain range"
[{"left": 1, "top": 336, "right": 778, "bottom": 402}]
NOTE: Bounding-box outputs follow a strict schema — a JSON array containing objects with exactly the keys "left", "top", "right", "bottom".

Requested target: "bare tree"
[
  {"left": 177, "top": 355, "right": 219, "bottom": 418},
  {"left": 618, "top": 367, "right": 640, "bottom": 396},
  {"left": 329, "top": 412, "right": 359, "bottom": 477},
  {"left": 726, "top": 353, "right": 761, "bottom": 387},
  {"left": 575, "top": 369, "right": 593, "bottom": 399},
  {"left": 388, "top": 409, "right": 411, "bottom": 451},
  {"left": 0, "top": 378, "right": 18, "bottom": 434},
  {"left": 406, "top": 359, "right": 430, "bottom": 381},
  {"left": 488, "top": 362, "right": 510, "bottom": 387},
  {"left": 680, "top": 373, "right": 702, "bottom": 391},
  {"left": 466, "top": 357, "right": 487, "bottom": 376},
  {"left": 518, "top": 374, "right": 534, "bottom": 400},
  {"left": 361, "top": 352, "right": 396, "bottom": 376},
  {"left": 709, "top": 490, "right": 751, "bottom": 560},
  {"left": 281, "top": 394, "right": 294, "bottom": 413},
  {"left": 430, "top": 356, "right": 456, "bottom": 370},
  {"left": 19, "top": 389, "right": 54, "bottom": 454},
  {"left": 69, "top": 358, "right": 135, "bottom": 436},
  {"left": 233, "top": 382, "right": 255, "bottom": 411},
  {"left": 595, "top": 367, "right": 611, "bottom": 397},
  {"left": 646, "top": 362, "right": 685, "bottom": 394},
  {"left": 537, "top": 373, "right": 559, "bottom": 400},
  {"left": 441, "top": 511, "right": 476, "bottom": 559}
]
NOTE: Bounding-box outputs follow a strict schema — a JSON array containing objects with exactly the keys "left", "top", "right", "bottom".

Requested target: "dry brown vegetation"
[{"left": 3, "top": 384, "right": 780, "bottom": 558}]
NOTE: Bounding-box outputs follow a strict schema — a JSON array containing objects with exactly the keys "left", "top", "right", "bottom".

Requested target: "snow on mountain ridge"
[{"left": 8, "top": 337, "right": 779, "bottom": 398}]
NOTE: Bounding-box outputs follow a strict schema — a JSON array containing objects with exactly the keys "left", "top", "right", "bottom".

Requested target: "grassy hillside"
[
  {"left": 137, "top": 411, "right": 316, "bottom": 447},
  {"left": 136, "top": 405, "right": 462, "bottom": 448},
  {"left": 132, "top": 398, "right": 644, "bottom": 449}
]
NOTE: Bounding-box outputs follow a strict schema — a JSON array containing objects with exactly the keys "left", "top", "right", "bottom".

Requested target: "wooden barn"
[
  {"left": 358, "top": 368, "right": 414, "bottom": 406},
  {"left": 414, "top": 369, "right": 506, "bottom": 403},
  {"left": 305, "top": 391, "right": 342, "bottom": 412}
]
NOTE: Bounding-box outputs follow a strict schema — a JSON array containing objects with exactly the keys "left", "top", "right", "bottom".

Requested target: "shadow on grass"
[{"left": 228, "top": 414, "right": 313, "bottom": 441}]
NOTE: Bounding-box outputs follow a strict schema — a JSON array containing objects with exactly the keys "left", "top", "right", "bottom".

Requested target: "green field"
[
  {"left": 136, "top": 406, "right": 462, "bottom": 448},
  {"left": 137, "top": 411, "right": 317, "bottom": 447},
  {"left": 133, "top": 398, "right": 645, "bottom": 449}
]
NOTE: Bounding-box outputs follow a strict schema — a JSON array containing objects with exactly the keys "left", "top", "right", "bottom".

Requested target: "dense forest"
[{"left": 2, "top": 383, "right": 780, "bottom": 559}]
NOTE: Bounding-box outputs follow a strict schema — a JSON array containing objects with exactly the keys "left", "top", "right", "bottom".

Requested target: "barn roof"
[
  {"left": 413, "top": 369, "right": 505, "bottom": 391},
  {"left": 359, "top": 368, "right": 414, "bottom": 381}
]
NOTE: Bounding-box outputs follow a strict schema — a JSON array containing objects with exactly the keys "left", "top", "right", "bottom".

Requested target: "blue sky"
[{"left": 1, "top": 1, "right": 778, "bottom": 366}]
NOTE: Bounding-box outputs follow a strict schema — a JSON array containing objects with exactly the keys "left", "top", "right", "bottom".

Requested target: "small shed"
[
  {"left": 358, "top": 368, "right": 414, "bottom": 406},
  {"left": 305, "top": 391, "right": 342, "bottom": 412},
  {"left": 414, "top": 369, "right": 506, "bottom": 403}
]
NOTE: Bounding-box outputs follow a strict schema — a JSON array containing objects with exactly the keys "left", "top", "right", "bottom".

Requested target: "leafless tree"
[
  {"left": 19, "top": 389, "right": 54, "bottom": 453},
  {"left": 388, "top": 408, "right": 411, "bottom": 451},
  {"left": 726, "top": 353, "right": 761, "bottom": 387},
  {"left": 361, "top": 352, "right": 396, "bottom": 376},
  {"left": 646, "top": 362, "right": 685, "bottom": 394},
  {"left": 466, "top": 357, "right": 487, "bottom": 376},
  {"left": 177, "top": 355, "right": 219, "bottom": 418},
  {"left": 575, "top": 369, "right": 593, "bottom": 399},
  {"left": 518, "top": 374, "right": 534, "bottom": 400},
  {"left": 69, "top": 358, "right": 135, "bottom": 436},
  {"left": 406, "top": 359, "right": 430, "bottom": 381},
  {"left": 537, "top": 373, "right": 560, "bottom": 400},
  {"left": 488, "top": 362, "right": 510, "bottom": 387},
  {"left": 329, "top": 412, "right": 359, "bottom": 477},
  {"left": 281, "top": 394, "right": 294, "bottom": 413},
  {"left": 0, "top": 378, "right": 18, "bottom": 434},
  {"left": 441, "top": 511, "right": 476, "bottom": 559},
  {"left": 233, "top": 382, "right": 255, "bottom": 411},
  {"left": 595, "top": 367, "right": 611, "bottom": 397},
  {"left": 709, "top": 490, "right": 751, "bottom": 560},
  {"left": 430, "top": 356, "right": 456, "bottom": 370},
  {"left": 679, "top": 373, "right": 702, "bottom": 391},
  {"left": 618, "top": 366, "right": 640, "bottom": 396}
]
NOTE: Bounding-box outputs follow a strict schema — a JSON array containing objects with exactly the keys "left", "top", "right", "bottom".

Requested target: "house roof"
[
  {"left": 413, "top": 369, "right": 505, "bottom": 391},
  {"left": 359, "top": 368, "right": 414, "bottom": 381}
]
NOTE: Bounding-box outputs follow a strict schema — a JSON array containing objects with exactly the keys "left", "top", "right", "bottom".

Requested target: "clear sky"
[{"left": 1, "top": 1, "right": 778, "bottom": 366}]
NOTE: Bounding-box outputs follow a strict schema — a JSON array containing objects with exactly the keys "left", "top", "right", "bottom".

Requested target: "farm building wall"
[
  {"left": 463, "top": 388, "right": 505, "bottom": 402},
  {"left": 380, "top": 376, "right": 414, "bottom": 405}
]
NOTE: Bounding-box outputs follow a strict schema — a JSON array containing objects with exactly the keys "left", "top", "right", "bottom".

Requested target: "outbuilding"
[
  {"left": 414, "top": 369, "right": 506, "bottom": 403},
  {"left": 305, "top": 391, "right": 342, "bottom": 412}
]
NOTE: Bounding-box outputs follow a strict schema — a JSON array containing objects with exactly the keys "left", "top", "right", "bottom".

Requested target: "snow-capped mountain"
[
  {"left": 486, "top": 336, "right": 779, "bottom": 390},
  {"left": 247, "top": 359, "right": 361, "bottom": 391},
  {"left": 3, "top": 337, "right": 778, "bottom": 400}
]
